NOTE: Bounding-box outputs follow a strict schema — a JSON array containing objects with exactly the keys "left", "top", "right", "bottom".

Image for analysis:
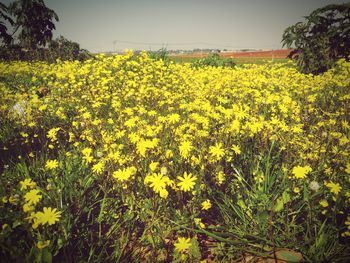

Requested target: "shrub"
[
  {"left": 282, "top": 3, "right": 350, "bottom": 74},
  {"left": 192, "top": 52, "right": 235, "bottom": 68},
  {"left": 48, "top": 36, "right": 91, "bottom": 61},
  {"left": 0, "top": 37, "right": 91, "bottom": 62},
  {"left": 148, "top": 48, "right": 171, "bottom": 64}
]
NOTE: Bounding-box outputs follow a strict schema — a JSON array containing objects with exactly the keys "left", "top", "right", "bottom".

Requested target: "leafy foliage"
[
  {"left": 282, "top": 3, "right": 350, "bottom": 74},
  {"left": 149, "top": 48, "right": 171, "bottom": 64},
  {"left": 0, "top": 3, "right": 14, "bottom": 45},
  {"left": 48, "top": 36, "right": 91, "bottom": 61},
  {"left": 0, "top": 1, "right": 91, "bottom": 62},
  {"left": 192, "top": 52, "right": 236, "bottom": 68},
  {"left": 9, "top": 0, "right": 59, "bottom": 49},
  {"left": 0, "top": 36, "right": 91, "bottom": 62}
]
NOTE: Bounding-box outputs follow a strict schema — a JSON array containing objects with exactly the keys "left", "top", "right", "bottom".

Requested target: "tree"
[
  {"left": 49, "top": 36, "right": 90, "bottom": 61},
  {"left": 9, "top": 0, "right": 59, "bottom": 49},
  {"left": 0, "top": 3, "right": 14, "bottom": 45},
  {"left": 282, "top": 3, "right": 350, "bottom": 74}
]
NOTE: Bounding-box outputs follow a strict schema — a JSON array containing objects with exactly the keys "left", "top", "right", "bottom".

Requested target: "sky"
[{"left": 3, "top": 0, "right": 348, "bottom": 52}]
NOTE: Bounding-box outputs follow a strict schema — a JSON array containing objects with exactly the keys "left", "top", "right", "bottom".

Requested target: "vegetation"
[
  {"left": 0, "top": 0, "right": 349, "bottom": 262},
  {"left": 149, "top": 48, "right": 171, "bottom": 64},
  {"left": 170, "top": 56, "right": 289, "bottom": 66},
  {"left": 282, "top": 3, "right": 350, "bottom": 74},
  {"left": 0, "top": 3, "right": 14, "bottom": 45},
  {"left": 191, "top": 52, "right": 236, "bottom": 68},
  {"left": 8, "top": 0, "right": 59, "bottom": 49},
  {"left": 0, "top": 38, "right": 91, "bottom": 62},
  {"left": 1, "top": 52, "right": 349, "bottom": 262},
  {"left": 47, "top": 36, "right": 91, "bottom": 61},
  {"left": 0, "top": 1, "right": 90, "bottom": 62}
]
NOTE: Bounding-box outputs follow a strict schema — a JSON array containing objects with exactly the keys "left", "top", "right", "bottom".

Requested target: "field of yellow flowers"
[{"left": 0, "top": 51, "right": 349, "bottom": 262}]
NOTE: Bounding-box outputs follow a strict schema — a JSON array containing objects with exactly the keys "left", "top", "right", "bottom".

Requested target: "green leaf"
[
  {"left": 303, "top": 185, "right": 309, "bottom": 202},
  {"left": 55, "top": 239, "right": 64, "bottom": 255},
  {"left": 189, "top": 237, "right": 201, "bottom": 259},
  {"left": 257, "top": 211, "right": 269, "bottom": 226},
  {"left": 42, "top": 248, "right": 52, "bottom": 263},
  {"left": 12, "top": 220, "right": 22, "bottom": 228},
  {"left": 282, "top": 191, "right": 290, "bottom": 203},
  {"left": 274, "top": 190, "right": 290, "bottom": 212},
  {"left": 274, "top": 198, "right": 284, "bottom": 212},
  {"left": 276, "top": 249, "right": 303, "bottom": 262}
]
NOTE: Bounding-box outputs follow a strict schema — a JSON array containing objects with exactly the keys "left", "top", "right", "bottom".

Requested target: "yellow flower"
[
  {"left": 144, "top": 173, "right": 172, "bottom": 198},
  {"left": 9, "top": 195, "right": 19, "bottom": 204},
  {"left": 47, "top": 127, "right": 60, "bottom": 142},
  {"left": 1, "top": 197, "right": 8, "bottom": 204},
  {"left": 26, "top": 212, "right": 41, "bottom": 229},
  {"left": 45, "top": 159, "right": 59, "bottom": 170},
  {"left": 231, "top": 144, "right": 241, "bottom": 155},
  {"left": 23, "top": 203, "right": 35, "bottom": 213},
  {"left": 20, "top": 132, "right": 28, "bottom": 138},
  {"left": 174, "top": 237, "right": 191, "bottom": 253},
  {"left": 194, "top": 218, "right": 205, "bottom": 228},
  {"left": 292, "top": 165, "right": 312, "bottom": 179},
  {"left": 177, "top": 172, "right": 197, "bottom": 192},
  {"left": 319, "top": 199, "right": 329, "bottom": 208},
  {"left": 201, "top": 199, "right": 212, "bottom": 210},
  {"left": 179, "top": 141, "right": 193, "bottom": 159},
  {"left": 216, "top": 171, "right": 225, "bottom": 185},
  {"left": 24, "top": 189, "right": 42, "bottom": 205},
  {"left": 345, "top": 163, "right": 350, "bottom": 174},
  {"left": 136, "top": 139, "right": 154, "bottom": 157},
  {"left": 37, "top": 240, "right": 50, "bottom": 249},
  {"left": 149, "top": 162, "right": 159, "bottom": 172},
  {"left": 209, "top": 143, "right": 225, "bottom": 161},
  {"left": 92, "top": 119, "right": 101, "bottom": 126},
  {"left": 159, "top": 188, "right": 169, "bottom": 199},
  {"left": 113, "top": 167, "right": 137, "bottom": 182},
  {"left": 165, "top": 149, "right": 173, "bottom": 159},
  {"left": 167, "top": 113, "right": 180, "bottom": 124},
  {"left": 293, "top": 187, "right": 300, "bottom": 193},
  {"left": 39, "top": 104, "right": 47, "bottom": 111},
  {"left": 82, "top": 111, "right": 91, "bottom": 119},
  {"left": 324, "top": 167, "right": 332, "bottom": 175},
  {"left": 190, "top": 155, "right": 200, "bottom": 166},
  {"left": 92, "top": 161, "right": 105, "bottom": 174},
  {"left": 82, "top": 147, "right": 92, "bottom": 156},
  {"left": 35, "top": 207, "right": 62, "bottom": 226},
  {"left": 82, "top": 147, "right": 93, "bottom": 163},
  {"left": 20, "top": 178, "right": 37, "bottom": 191},
  {"left": 324, "top": 181, "right": 342, "bottom": 195}
]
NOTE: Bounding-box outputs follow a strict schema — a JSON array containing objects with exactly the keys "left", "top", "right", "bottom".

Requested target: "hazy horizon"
[{"left": 2, "top": 0, "right": 347, "bottom": 52}]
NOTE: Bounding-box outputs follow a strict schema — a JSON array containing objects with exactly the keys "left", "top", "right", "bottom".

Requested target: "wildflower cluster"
[
  {"left": 20, "top": 179, "right": 61, "bottom": 228},
  {"left": 1, "top": 52, "right": 349, "bottom": 261}
]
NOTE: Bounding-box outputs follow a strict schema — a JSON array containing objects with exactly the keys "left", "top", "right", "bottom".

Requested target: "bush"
[
  {"left": 148, "top": 48, "right": 171, "bottom": 64},
  {"left": 282, "top": 3, "right": 350, "bottom": 74},
  {"left": 48, "top": 36, "right": 91, "bottom": 61},
  {"left": 192, "top": 52, "right": 236, "bottom": 68},
  {"left": 0, "top": 36, "right": 91, "bottom": 62}
]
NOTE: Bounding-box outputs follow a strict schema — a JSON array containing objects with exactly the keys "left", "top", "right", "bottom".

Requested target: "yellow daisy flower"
[
  {"left": 177, "top": 172, "right": 197, "bottom": 192},
  {"left": 174, "top": 237, "right": 191, "bottom": 253}
]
